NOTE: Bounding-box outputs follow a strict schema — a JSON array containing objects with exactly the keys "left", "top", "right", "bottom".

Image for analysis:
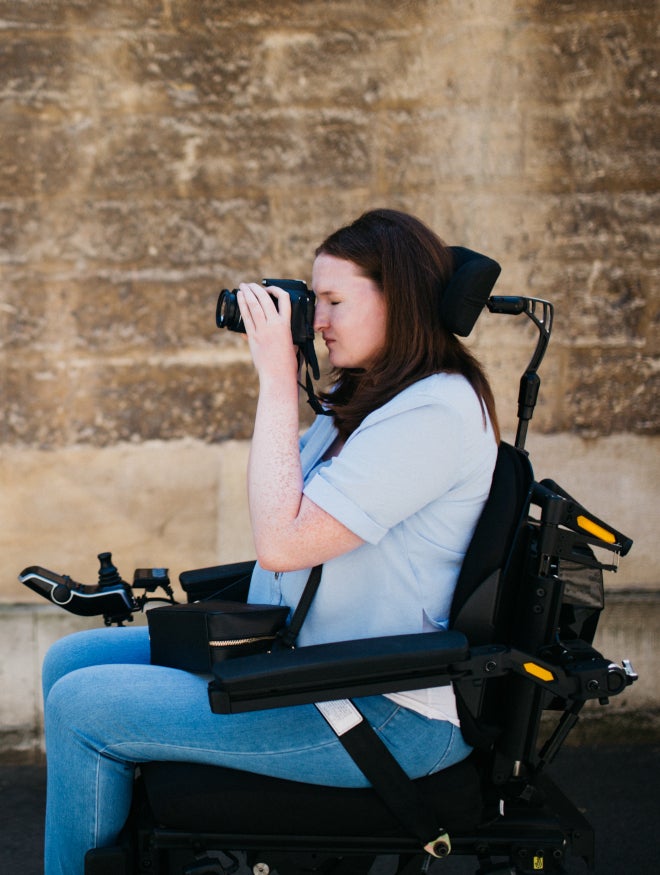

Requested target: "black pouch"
[{"left": 148, "top": 601, "right": 290, "bottom": 673}]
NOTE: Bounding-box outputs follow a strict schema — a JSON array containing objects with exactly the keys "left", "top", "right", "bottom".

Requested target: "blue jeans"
[{"left": 42, "top": 626, "right": 472, "bottom": 875}]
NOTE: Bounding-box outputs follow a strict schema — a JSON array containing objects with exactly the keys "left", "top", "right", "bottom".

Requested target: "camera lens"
[
  {"left": 217, "top": 292, "right": 231, "bottom": 326},
  {"left": 216, "top": 289, "right": 244, "bottom": 332}
]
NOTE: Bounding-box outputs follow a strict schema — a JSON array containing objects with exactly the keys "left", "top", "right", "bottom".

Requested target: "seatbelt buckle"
[{"left": 424, "top": 831, "right": 451, "bottom": 858}]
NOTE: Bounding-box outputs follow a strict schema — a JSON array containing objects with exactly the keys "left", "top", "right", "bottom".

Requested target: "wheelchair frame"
[
  {"left": 22, "top": 249, "right": 636, "bottom": 875},
  {"left": 94, "top": 455, "right": 633, "bottom": 875}
]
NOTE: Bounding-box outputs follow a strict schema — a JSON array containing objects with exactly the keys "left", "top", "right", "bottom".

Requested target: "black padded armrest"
[
  {"left": 208, "top": 630, "right": 469, "bottom": 714},
  {"left": 179, "top": 560, "right": 256, "bottom": 603}
]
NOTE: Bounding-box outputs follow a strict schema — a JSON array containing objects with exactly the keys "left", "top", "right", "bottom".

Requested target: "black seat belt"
[
  {"left": 315, "top": 699, "right": 451, "bottom": 858},
  {"left": 274, "top": 568, "right": 452, "bottom": 858}
]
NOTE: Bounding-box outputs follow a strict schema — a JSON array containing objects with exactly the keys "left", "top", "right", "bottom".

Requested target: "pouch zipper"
[{"left": 209, "top": 634, "right": 278, "bottom": 648}]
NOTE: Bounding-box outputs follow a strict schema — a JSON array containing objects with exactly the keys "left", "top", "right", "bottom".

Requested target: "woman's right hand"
[{"left": 236, "top": 283, "right": 299, "bottom": 386}]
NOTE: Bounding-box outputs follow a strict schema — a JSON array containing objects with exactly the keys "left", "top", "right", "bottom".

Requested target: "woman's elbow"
[
  {"left": 254, "top": 550, "right": 281, "bottom": 573},
  {"left": 254, "top": 541, "right": 298, "bottom": 573}
]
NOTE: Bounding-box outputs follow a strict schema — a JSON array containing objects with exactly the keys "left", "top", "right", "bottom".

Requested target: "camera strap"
[
  {"left": 297, "top": 343, "right": 332, "bottom": 416},
  {"left": 275, "top": 563, "right": 323, "bottom": 650}
]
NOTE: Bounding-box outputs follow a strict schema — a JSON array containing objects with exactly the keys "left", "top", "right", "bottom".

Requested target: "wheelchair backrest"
[
  {"left": 450, "top": 441, "right": 534, "bottom": 643},
  {"left": 449, "top": 437, "right": 627, "bottom": 758},
  {"left": 450, "top": 441, "right": 535, "bottom": 749}
]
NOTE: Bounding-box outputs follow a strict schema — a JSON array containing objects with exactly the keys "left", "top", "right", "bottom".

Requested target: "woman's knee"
[
  {"left": 45, "top": 661, "right": 145, "bottom": 747},
  {"left": 42, "top": 626, "right": 150, "bottom": 702},
  {"left": 44, "top": 666, "right": 102, "bottom": 743},
  {"left": 42, "top": 631, "right": 87, "bottom": 702}
]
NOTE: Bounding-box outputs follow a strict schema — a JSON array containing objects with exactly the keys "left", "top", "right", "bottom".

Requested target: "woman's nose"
[{"left": 313, "top": 302, "right": 329, "bottom": 331}]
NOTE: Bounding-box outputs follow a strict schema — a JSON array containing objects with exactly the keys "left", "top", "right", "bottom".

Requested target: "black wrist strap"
[{"left": 276, "top": 564, "right": 323, "bottom": 649}]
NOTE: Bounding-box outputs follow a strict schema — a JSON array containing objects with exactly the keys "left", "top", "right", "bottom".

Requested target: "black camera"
[{"left": 216, "top": 278, "right": 315, "bottom": 347}]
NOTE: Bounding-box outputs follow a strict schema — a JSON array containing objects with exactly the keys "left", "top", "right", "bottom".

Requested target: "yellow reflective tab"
[
  {"left": 523, "top": 662, "right": 555, "bottom": 683},
  {"left": 533, "top": 854, "right": 544, "bottom": 870},
  {"left": 576, "top": 514, "right": 616, "bottom": 544}
]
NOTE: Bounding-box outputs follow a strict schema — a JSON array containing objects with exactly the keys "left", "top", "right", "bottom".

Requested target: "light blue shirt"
[{"left": 248, "top": 373, "right": 498, "bottom": 651}]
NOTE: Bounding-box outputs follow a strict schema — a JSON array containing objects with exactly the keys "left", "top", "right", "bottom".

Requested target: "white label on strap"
[{"left": 315, "top": 699, "right": 364, "bottom": 736}]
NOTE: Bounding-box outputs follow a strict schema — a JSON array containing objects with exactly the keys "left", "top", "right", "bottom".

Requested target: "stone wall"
[{"left": 1, "top": 0, "right": 658, "bottom": 599}]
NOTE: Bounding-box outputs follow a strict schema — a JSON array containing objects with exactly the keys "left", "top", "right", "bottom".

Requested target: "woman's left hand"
[{"left": 237, "top": 283, "right": 299, "bottom": 385}]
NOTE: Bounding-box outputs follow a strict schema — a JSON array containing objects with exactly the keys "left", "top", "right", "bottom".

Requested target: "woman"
[{"left": 42, "top": 209, "right": 499, "bottom": 875}]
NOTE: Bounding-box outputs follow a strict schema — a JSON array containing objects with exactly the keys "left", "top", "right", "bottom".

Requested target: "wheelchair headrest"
[{"left": 443, "top": 247, "right": 502, "bottom": 337}]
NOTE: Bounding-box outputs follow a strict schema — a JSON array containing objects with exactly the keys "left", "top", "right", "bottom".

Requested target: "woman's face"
[{"left": 312, "top": 254, "right": 387, "bottom": 370}]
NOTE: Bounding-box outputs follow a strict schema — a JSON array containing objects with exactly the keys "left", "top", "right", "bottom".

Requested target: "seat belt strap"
[{"left": 315, "top": 700, "right": 451, "bottom": 858}]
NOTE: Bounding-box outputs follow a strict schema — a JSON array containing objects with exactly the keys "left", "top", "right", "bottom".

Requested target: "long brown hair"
[{"left": 315, "top": 208, "right": 500, "bottom": 442}]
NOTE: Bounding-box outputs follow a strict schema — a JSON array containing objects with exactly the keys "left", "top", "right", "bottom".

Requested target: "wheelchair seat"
[{"left": 140, "top": 754, "right": 482, "bottom": 838}]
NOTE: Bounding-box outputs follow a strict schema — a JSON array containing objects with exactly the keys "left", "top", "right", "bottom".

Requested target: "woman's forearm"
[{"left": 247, "top": 372, "right": 304, "bottom": 567}]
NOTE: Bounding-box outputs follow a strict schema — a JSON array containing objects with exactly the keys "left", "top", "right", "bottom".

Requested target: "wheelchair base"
[{"left": 85, "top": 771, "right": 591, "bottom": 875}]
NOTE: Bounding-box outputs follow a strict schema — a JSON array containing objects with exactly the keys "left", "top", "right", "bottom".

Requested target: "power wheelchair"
[{"left": 20, "top": 248, "right": 636, "bottom": 875}]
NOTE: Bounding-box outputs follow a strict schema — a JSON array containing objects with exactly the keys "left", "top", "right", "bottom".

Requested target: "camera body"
[{"left": 216, "top": 278, "right": 315, "bottom": 347}]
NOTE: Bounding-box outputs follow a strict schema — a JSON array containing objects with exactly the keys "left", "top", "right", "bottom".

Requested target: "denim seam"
[
  {"left": 426, "top": 723, "right": 458, "bottom": 774},
  {"left": 93, "top": 750, "right": 102, "bottom": 849},
  {"left": 370, "top": 703, "right": 402, "bottom": 733},
  {"left": 104, "top": 736, "right": 342, "bottom": 761}
]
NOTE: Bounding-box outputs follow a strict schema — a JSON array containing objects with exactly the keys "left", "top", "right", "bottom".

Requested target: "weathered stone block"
[
  {"left": 525, "top": 433, "right": 657, "bottom": 590},
  {"left": 1, "top": 354, "right": 258, "bottom": 447},
  {"left": 0, "top": 1, "right": 163, "bottom": 30},
  {"left": 0, "top": 111, "right": 82, "bottom": 198},
  {"left": 0, "top": 197, "right": 272, "bottom": 268},
  {"left": 562, "top": 347, "right": 658, "bottom": 435},
  {"left": 187, "top": 110, "right": 373, "bottom": 192},
  {"left": 373, "top": 107, "right": 526, "bottom": 191},
  {"left": 87, "top": 359, "right": 260, "bottom": 444},
  {"left": 0, "top": 439, "right": 256, "bottom": 600},
  {"left": 0, "top": 35, "right": 73, "bottom": 108},
  {"left": 68, "top": 277, "right": 224, "bottom": 352}
]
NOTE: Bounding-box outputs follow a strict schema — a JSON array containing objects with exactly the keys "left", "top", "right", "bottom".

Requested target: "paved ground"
[{"left": 2, "top": 744, "right": 659, "bottom": 874}]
